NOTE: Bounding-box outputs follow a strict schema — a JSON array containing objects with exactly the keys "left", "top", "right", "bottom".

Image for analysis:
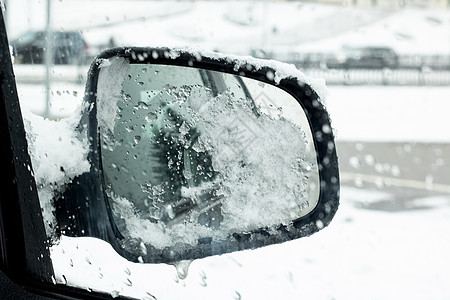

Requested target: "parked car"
[
  {"left": 330, "top": 45, "right": 399, "bottom": 69},
  {"left": 11, "top": 30, "right": 88, "bottom": 65}
]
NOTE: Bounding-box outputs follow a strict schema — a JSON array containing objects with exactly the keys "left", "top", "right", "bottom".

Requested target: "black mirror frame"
[{"left": 56, "top": 47, "right": 339, "bottom": 264}]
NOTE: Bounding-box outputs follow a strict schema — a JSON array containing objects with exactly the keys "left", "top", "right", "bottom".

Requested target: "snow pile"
[
  {"left": 23, "top": 108, "right": 90, "bottom": 235},
  {"left": 97, "top": 57, "right": 130, "bottom": 134},
  {"left": 181, "top": 46, "right": 328, "bottom": 102}
]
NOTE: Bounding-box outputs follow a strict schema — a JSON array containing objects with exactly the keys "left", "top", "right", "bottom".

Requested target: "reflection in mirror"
[{"left": 97, "top": 59, "right": 319, "bottom": 257}]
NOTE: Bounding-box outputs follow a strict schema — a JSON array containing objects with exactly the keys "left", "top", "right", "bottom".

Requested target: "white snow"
[
  {"left": 326, "top": 86, "right": 450, "bottom": 142},
  {"left": 97, "top": 57, "right": 130, "bottom": 134},
  {"left": 182, "top": 46, "right": 329, "bottom": 102},
  {"left": 50, "top": 186, "right": 450, "bottom": 300},
  {"left": 22, "top": 107, "right": 90, "bottom": 236}
]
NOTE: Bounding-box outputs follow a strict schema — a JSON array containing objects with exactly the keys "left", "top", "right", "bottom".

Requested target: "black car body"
[
  {"left": 343, "top": 46, "right": 399, "bottom": 69},
  {"left": 11, "top": 30, "right": 88, "bottom": 65}
]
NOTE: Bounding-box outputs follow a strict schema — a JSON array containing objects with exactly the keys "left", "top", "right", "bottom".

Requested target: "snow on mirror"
[{"left": 97, "top": 59, "right": 319, "bottom": 258}]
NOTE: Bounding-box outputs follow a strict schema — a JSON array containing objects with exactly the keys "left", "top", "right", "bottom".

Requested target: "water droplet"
[
  {"left": 124, "top": 93, "right": 132, "bottom": 102},
  {"left": 403, "top": 144, "right": 412, "bottom": 153},
  {"left": 287, "top": 271, "right": 294, "bottom": 283},
  {"left": 391, "top": 165, "right": 401, "bottom": 176},
  {"left": 425, "top": 175, "right": 434, "bottom": 190},
  {"left": 172, "top": 260, "right": 193, "bottom": 280},
  {"left": 60, "top": 275, "right": 67, "bottom": 285},
  {"left": 435, "top": 158, "right": 444, "bottom": 167},
  {"left": 327, "top": 141, "right": 335, "bottom": 151},
  {"left": 233, "top": 291, "right": 242, "bottom": 300},
  {"left": 364, "top": 154, "right": 375, "bottom": 166},
  {"left": 375, "top": 177, "right": 384, "bottom": 189},
  {"left": 266, "top": 70, "right": 275, "bottom": 80},
  {"left": 140, "top": 241, "right": 148, "bottom": 255},
  {"left": 199, "top": 270, "right": 207, "bottom": 287},
  {"left": 316, "top": 220, "right": 324, "bottom": 229},
  {"left": 146, "top": 292, "right": 156, "bottom": 300},
  {"left": 124, "top": 267, "right": 131, "bottom": 276},
  {"left": 322, "top": 124, "right": 331, "bottom": 134},
  {"left": 134, "top": 135, "right": 141, "bottom": 144},
  {"left": 138, "top": 81, "right": 144, "bottom": 86},
  {"left": 355, "top": 143, "right": 364, "bottom": 151},
  {"left": 124, "top": 278, "right": 133, "bottom": 286},
  {"left": 374, "top": 163, "right": 384, "bottom": 173},
  {"left": 354, "top": 176, "right": 363, "bottom": 187},
  {"left": 110, "top": 290, "right": 120, "bottom": 298},
  {"left": 349, "top": 156, "right": 360, "bottom": 169}
]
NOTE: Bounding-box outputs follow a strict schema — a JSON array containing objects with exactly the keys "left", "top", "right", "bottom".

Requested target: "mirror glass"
[{"left": 97, "top": 58, "right": 319, "bottom": 256}]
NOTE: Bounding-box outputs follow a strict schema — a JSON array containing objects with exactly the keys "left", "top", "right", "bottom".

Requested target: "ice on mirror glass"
[{"left": 97, "top": 59, "right": 319, "bottom": 252}]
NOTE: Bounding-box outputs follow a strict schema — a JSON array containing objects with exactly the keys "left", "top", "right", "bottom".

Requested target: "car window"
[{"left": 5, "top": 1, "right": 450, "bottom": 299}]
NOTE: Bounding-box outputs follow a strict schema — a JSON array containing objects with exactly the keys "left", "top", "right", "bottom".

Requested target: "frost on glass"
[{"left": 97, "top": 60, "right": 319, "bottom": 255}]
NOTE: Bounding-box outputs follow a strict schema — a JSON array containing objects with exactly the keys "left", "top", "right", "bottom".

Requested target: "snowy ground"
[
  {"left": 326, "top": 86, "right": 450, "bottom": 143},
  {"left": 50, "top": 186, "right": 450, "bottom": 300}
]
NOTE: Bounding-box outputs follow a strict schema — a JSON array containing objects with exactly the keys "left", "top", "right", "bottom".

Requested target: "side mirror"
[{"left": 55, "top": 47, "right": 339, "bottom": 264}]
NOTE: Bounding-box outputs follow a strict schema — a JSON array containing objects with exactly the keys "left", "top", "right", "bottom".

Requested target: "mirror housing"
[{"left": 55, "top": 47, "right": 339, "bottom": 263}]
